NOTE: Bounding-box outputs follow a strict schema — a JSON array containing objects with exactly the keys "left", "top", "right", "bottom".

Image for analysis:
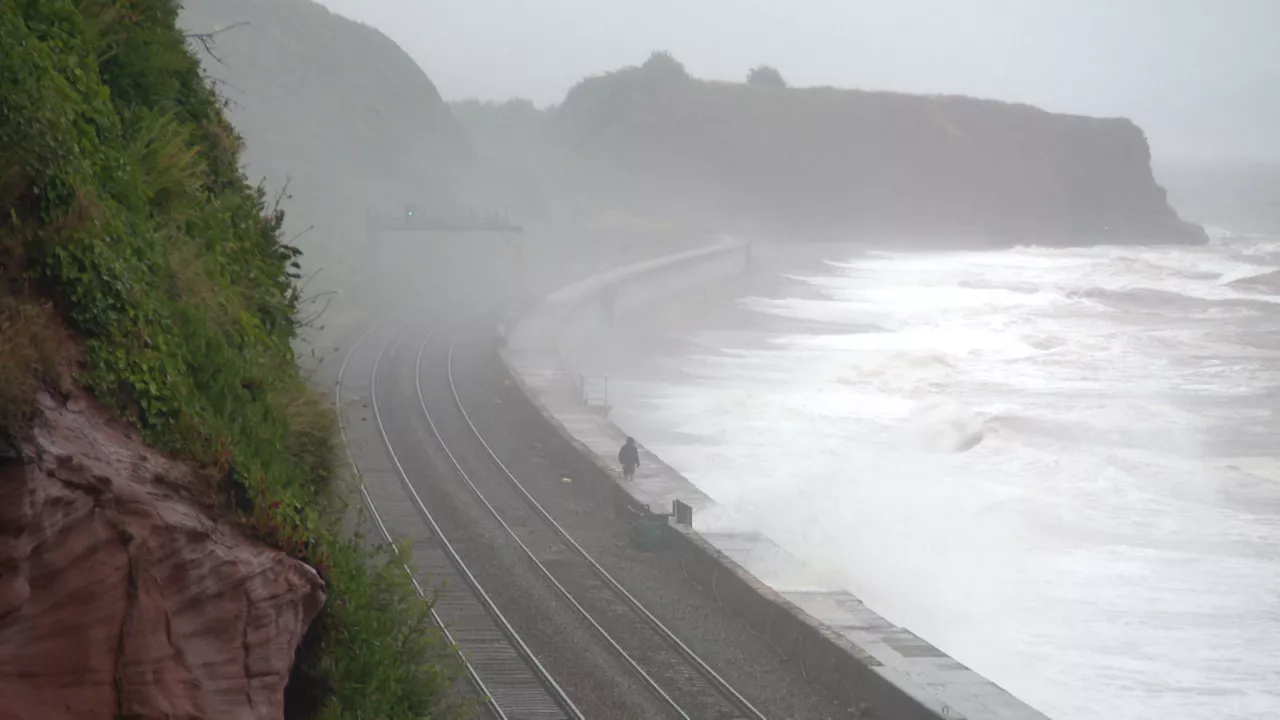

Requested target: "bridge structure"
[{"left": 365, "top": 204, "right": 524, "bottom": 259}]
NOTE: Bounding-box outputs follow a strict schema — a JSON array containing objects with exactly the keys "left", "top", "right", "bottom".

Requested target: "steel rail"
[
  {"left": 402, "top": 304, "right": 768, "bottom": 720},
  {"left": 339, "top": 319, "right": 582, "bottom": 720}
]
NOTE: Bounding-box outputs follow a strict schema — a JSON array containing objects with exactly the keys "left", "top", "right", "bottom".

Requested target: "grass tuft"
[{"left": 0, "top": 296, "right": 63, "bottom": 433}]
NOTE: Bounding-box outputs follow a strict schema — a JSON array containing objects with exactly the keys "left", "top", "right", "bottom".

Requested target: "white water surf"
[{"left": 588, "top": 231, "right": 1280, "bottom": 720}]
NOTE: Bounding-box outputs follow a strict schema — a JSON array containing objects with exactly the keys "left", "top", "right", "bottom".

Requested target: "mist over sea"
[{"left": 564, "top": 166, "right": 1280, "bottom": 720}]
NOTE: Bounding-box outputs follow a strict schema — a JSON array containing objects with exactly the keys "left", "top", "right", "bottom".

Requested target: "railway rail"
[
  {"left": 338, "top": 321, "right": 580, "bottom": 720},
  {"left": 338, "top": 302, "right": 770, "bottom": 719}
]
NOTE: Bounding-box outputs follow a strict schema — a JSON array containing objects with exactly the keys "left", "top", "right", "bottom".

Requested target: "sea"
[{"left": 562, "top": 163, "right": 1280, "bottom": 720}]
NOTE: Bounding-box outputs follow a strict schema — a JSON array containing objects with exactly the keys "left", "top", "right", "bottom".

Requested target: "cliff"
[
  {"left": 481, "top": 53, "right": 1206, "bottom": 246},
  {"left": 178, "top": 0, "right": 546, "bottom": 283},
  {"left": 0, "top": 390, "right": 324, "bottom": 720},
  {"left": 1, "top": 2, "right": 464, "bottom": 718}
]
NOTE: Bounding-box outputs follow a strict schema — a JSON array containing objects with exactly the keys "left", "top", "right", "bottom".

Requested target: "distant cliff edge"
[
  {"left": 464, "top": 53, "right": 1207, "bottom": 247},
  {"left": 179, "top": 0, "right": 546, "bottom": 285}
]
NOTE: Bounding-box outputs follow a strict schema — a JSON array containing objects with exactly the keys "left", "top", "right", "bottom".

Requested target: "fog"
[
  {"left": 179, "top": 0, "right": 1279, "bottom": 339},
  {"left": 316, "top": 0, "right": 1280, "bottom": 162},
  {"left": 295, "top": 4, "right": 1280, "bottom": 718},
  {"left": 182, "top": 1, "right": 1280, "bottom": 718}
]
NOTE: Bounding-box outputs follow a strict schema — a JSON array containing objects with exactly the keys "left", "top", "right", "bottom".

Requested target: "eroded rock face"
[{"left": 0, "top": 390, "right": 325, "bottom": 720}]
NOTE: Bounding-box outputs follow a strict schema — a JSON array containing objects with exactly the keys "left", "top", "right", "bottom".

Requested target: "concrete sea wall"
[{"left": 500, "top": 237, "right": 1051, "bottom": 720}]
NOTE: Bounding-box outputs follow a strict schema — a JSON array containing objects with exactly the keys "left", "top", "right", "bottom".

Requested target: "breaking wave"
[{"left": 601, "top": 230, "right": 1280, "bottom": 720}]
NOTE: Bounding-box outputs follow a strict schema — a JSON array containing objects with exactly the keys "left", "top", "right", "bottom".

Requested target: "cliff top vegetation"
[{"left": 0, "top": 1, "right": 467, "bottom": 717}]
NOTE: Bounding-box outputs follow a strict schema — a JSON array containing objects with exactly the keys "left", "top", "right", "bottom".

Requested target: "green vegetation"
[
  {"left": 746, "top": 65, "right": 786, "bottom": 89},
  {"left": 640, "top": 50, "right": 690, "bottom": 81},
  {"left": 0, "top": 1, "right": 468, "bottom": 717},
  {"left": 0, "top": 297, "right": 64, "bottom": 439}
]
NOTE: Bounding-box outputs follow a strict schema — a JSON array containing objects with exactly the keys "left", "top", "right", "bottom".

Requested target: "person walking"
[{"left": 618, "top": 436, "right": 640, "bottom": 482}]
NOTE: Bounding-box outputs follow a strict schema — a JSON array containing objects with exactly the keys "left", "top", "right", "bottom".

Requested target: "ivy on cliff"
[{"left": 0, "top": 1, "right": 468, "bottom": 717}]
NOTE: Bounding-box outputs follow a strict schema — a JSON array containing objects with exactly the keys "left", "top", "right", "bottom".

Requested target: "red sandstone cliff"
[{"left": 0, "top": 390, "right": 325, "bottom": 720}]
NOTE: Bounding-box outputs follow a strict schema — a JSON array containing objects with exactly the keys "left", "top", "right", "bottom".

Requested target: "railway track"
[
  {"left": 407, "top": 303, "right": 769, "bottom": 720},
  {"left": 338, "top": 301, "right": 771, "bottom": 719},
  {"left": 337, "top": 321, "right": 581, "bottom": 720}
]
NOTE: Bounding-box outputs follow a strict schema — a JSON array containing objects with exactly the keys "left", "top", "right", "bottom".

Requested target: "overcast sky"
[{"left": 314, "top": 0, "right": 1279, "bottom": 162}]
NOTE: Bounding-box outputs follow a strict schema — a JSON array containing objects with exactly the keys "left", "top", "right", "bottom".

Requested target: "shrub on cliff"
[
  {"left": 746, "top": 64, "right": 786, "bottom": 89},
  {"left": 641, "top": 50, "right": 690, "bottom": 82},
  {"left": 0, "top": 2, "right": 467, "bottom": 717}
]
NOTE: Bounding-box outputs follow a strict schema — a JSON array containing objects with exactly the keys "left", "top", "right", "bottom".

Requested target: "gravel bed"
[
  {"left": 449, "top": 309, "right": 858, "bottom": 720},
  {"left": 334, "top": 238, "right": 854, "bottom": 719},
  {"left": 372, "top": 324, "right": 682, "bottom": 720},
  {"left": 417, "top": 320, "right": 768, "bottom": 719}
]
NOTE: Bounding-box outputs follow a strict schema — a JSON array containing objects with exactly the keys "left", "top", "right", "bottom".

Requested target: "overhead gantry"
[{"left": 365, "top": 204, "right": 524, "bottom": 259}]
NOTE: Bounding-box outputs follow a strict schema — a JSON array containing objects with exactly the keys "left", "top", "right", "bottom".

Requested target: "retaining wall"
[{"left": 500, "top": 237, "right": 1050, "bottom": 720}]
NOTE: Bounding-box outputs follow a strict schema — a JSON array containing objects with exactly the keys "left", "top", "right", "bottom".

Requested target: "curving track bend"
[
  {"left": 336, "top": 300, "right": 771, "bottom": 719},
  {"left": 337, "top": 321, "right": 579, "bottom": 720}
]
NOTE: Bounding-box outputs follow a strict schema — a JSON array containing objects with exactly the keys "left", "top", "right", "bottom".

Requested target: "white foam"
[{"left": 604, "top": 240, "right": 1280, "bottom": 720}]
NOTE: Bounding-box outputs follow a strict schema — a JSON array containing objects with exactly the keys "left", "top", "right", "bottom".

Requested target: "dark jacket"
[{"left": 618, "top": 442, "right": 639, "bottom": 467}]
